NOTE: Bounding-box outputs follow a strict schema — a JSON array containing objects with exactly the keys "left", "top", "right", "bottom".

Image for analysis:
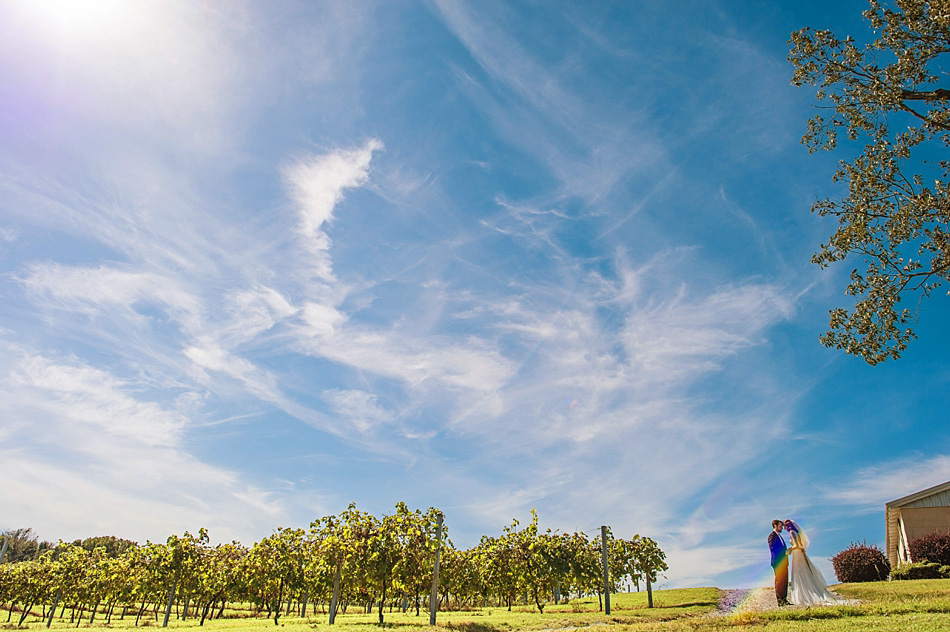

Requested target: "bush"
[
  {"left": 832, "top": 541, "right": 890, "bottom": 582},
  {"left": 908, "top": 530, "right": 950, "bottom": 565},
  {"left": 890, "top": 561, "right": 946, "bottom": 580}
]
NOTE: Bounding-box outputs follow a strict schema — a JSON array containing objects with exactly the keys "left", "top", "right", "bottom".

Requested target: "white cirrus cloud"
[
  {"left": 431, "top": 0, "right": 665, "bottom": 204},
  {"left": 223, "top": 286, "right": 298, "bottom": 341},
  {"left": 322, "top": 388, "right": 395, "bottom": 434},
  {"left": 0, "top": 225, "right": 18, "bottom": 242},
  {"left": 300, "top": 301, "right": 348, "bottom": 339},
  {"left": 619, "top": 282, "right": 793, "bottom": 378},
  {"left": 8, "top": 353, "right": 186, "bottom": 448},
  {"left": 282, "top": 139, "right": 384, "bottom": 278},
  {"left": 824, "top": 455, "right": 950, "bottom": 508},
  {"left": 0, "top": 448, "right": 285, "bottom": 546},
  {"left": 296, "top": 326, "right": 514, "bottom": 396},
  {"left": 20, "top": 263, "right": 203, "bottom": 334},
  {"left": 0, "top": 343, "right": 288, "bottom": 544}
]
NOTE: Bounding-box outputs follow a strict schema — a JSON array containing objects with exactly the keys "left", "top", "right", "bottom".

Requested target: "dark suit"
[{"left": 768, "top": 529, "right": 788, "bottom": 605}]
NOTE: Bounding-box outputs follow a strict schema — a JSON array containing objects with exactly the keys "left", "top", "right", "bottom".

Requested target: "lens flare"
[{"left": 27, "top": 0, "right": 131, "bottom": 35}]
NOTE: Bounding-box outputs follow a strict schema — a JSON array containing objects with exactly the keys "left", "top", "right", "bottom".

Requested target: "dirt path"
[
  {"left": 712, "top": 587, "right": 857, "bottom": 616},
  {"left": 708, "top": 588, "right": 772, "bottom": 615}
]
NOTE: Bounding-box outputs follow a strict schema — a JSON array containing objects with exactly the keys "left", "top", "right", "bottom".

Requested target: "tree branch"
[
  {"left": 900, "top": 88, "right": 950, "bottom": 101},
  {"left": 898, "top": 102, "right": 950, "bottom": 131}
]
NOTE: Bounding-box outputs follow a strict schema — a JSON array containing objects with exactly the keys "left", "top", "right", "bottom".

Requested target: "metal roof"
[{"left": 886, "top": 480, "right": 950, "bottom": 509}]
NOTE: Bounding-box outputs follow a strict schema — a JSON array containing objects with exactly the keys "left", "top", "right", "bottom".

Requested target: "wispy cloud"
[
  {"left": 283, "top": 139, "right": 384, "bottom": 280},
  {"left": 825, "top": 455, "right": 950, "bottom": 508},
  {"left": 21, "top": 264, "right": 203, "bottom": 334},
  {"left": 8, "top": 352, "right": 186, "bottom": 448},
  {"left": 0, "top": 344, "right": 284, "bottom": 543},
  {"left": 322, "top": 389, "right": 395, "bottom": 434},
  {"left": 430, "top": 0, "right": 666, "bottom": 204},
  {"left": 223, "top": 287, "right": 298, "bottom": 342}
]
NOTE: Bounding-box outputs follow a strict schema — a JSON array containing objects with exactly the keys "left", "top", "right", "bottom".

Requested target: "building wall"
[{"left": 899, "top": 507, "right": 950, "bottom": 562}]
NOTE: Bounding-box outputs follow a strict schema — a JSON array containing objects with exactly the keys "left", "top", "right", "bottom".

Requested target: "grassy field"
[{"left": 6, "top": 580, "right": 950, "bottom": 631}]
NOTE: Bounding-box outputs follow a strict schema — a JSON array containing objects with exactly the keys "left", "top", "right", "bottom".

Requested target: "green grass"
[
  {"left": 7, "top": 581, "right": 950, "bottom": 631},
  {"left": 2, "top": 589, "right": 714, "bottom": 632}
]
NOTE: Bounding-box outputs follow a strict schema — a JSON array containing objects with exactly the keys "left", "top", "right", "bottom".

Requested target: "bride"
[{"left": 784, "top": 520, "right": 844, "bottom": 605}]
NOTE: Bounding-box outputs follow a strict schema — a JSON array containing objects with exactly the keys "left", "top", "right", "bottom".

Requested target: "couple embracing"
[{"left": 768, "top": 519, "right": 842, "bottom": 606}]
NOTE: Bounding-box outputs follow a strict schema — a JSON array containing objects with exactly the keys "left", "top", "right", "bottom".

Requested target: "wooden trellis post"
[
  {"left": 429, "top": 512, "right": 444, "bottom": 625},
  {"left": 601, "top": 526, "right": 610, "bottom": 615}
]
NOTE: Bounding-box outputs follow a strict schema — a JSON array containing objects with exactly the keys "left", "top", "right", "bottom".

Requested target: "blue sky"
[{"left": 1, "top": 0, "right": 948, "bottom": 590}]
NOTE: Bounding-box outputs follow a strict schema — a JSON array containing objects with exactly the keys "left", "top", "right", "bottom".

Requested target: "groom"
[{"left": 768, "top": 519, "right": 789, "bottom": 606}]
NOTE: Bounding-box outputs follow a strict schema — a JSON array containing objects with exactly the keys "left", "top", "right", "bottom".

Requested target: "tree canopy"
[
  {"left": 0, "top": 528, "right": 53, "bottom": 564},
  {"left": 0, "top": 511, "right": 667, "bottom": 626},
  {"left": 789, "top": 0, "right": 950, "bottom": 364}
]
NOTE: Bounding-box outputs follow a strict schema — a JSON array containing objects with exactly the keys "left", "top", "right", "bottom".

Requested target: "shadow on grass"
[
  {"left": 602, "top": 600, "right": 717, "bottom": 613},
  {"left": 327, "top": 623, "right": 508, "bottom": 632},
  {"left": 441, "top": 624, "right": 508, "bottom": 632}
]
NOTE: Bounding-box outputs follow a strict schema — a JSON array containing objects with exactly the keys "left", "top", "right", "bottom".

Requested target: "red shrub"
[
  {"left": 908, "top": 530, "right": 950, "bottom": 565},
  {"left": 831, "top": 541, "right": 890, "bottom": 582}
]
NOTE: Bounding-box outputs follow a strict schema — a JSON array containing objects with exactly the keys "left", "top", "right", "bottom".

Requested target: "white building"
[{"left": 885, "top": 480, "right": 950, "bottom": 568}]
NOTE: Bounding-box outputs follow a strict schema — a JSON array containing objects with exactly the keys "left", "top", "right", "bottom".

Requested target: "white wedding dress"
[{"left": 787, "top": 524, "right": 843, "bottom": 606}]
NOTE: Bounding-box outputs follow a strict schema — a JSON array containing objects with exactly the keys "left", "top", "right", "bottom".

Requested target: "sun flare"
[{"left": 19, "top": 0, "right": 138, "bottom": 39}]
